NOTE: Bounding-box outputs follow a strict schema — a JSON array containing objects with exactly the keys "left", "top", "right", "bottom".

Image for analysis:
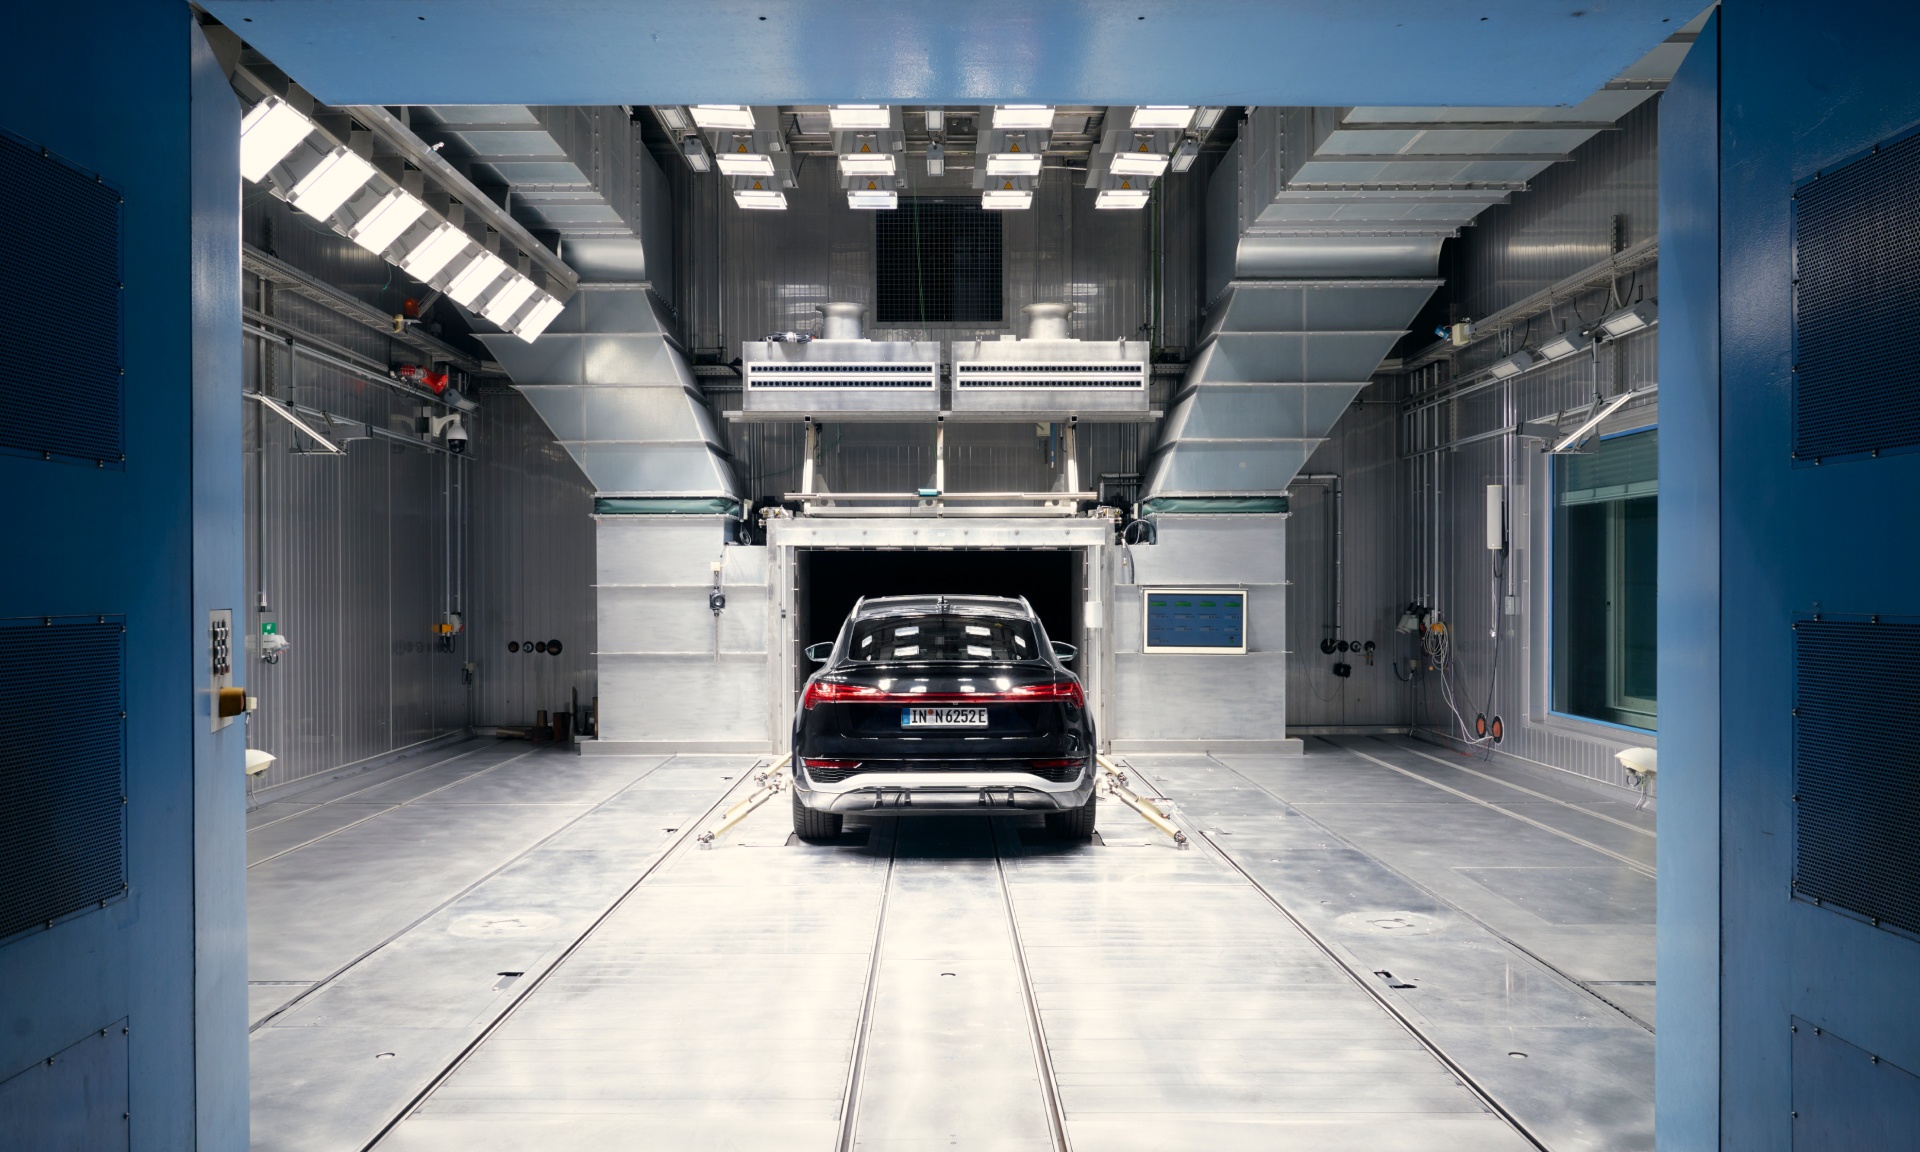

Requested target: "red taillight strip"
[{"left": 801, "top": 680, "right": 1084, "bottom": 709}]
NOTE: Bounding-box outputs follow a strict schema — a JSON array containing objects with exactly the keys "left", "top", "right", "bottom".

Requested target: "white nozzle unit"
[
  {"left": 1022, "top": 302, "right": 1073, "bottom": 340},
  {"left": 817, "top": 302, "right": 866, "bottom": 340}
]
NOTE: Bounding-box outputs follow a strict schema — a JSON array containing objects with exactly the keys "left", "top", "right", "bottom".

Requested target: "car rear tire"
[
  {"left": 792, "top": 790, "right": 844, "bottom": 842},
  {"left": 1045, "top": 795, "right": 1097, "bottom": 839}
]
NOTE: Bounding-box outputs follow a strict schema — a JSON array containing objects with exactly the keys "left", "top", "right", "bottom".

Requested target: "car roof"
[{"left": 852, "top": 594, "right": 1032, "bottom": 619}]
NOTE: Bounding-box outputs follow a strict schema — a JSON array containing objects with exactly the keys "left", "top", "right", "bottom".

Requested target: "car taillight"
[
  {"left": 1030, "top": 758, "right": 1082, "bottom": 768},
  {"left": 801, "top": 681, "right": 886, "bottom": 709},
  {"left": 1002, "top": 681, "right": 1085, "bottom": 707},
  {"left": 802, "top": 758, "right": 862, "bottom": 770}
]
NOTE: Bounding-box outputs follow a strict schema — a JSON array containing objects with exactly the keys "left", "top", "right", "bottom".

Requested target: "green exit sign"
[{"left": 261, "top": 622, "right": 278, "bottom": 635}]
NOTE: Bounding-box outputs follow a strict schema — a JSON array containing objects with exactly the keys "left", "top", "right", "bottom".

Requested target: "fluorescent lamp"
[
  {"left": 838, "top": 153, "right": 897, "bottom": 176},
  {"left": 399, "top": 223, "right": 471, "bottom": 281},
  {"left": 480, "top": 274, "right": 537, "bottom": 326},
  {"left": 986, "top": 153, "right": 1043, "bottom": 176},
  {"left": 926, "top": 142, "right": 945, "bottom": 177},
  {"left": 1488, "top": 351, "right": 1536, "bottom": 380},
  {"left": 716, "top": 152, "right": 775, "bottom": 177},
  {"left": 924, "top": 109, "right": 945, "bottom": 132},
  {"left": 239, "top": 97, "right": 314, "bottom": 182},
  {"left": 1598, "top": 302, "right": 1657, "bottom": 337},
  {"left": 1096, "top": 189, "right": 1151, "bottom": 209},
  {"left": 681, "top": 136, "right": 712, "bottom": 173},
  {"left": 348, "top": 189, "right": 428, "bottom": 255},
  {"left": 1552, "top": 392, "right": 1639, "bottom": 453},
  {"left": 513, "top": 295, "right": 566, "bottom": 343},
  {"left": 690, "top": 105, "right": 757, "bottom": 131},
  {"left": 982, "top": 189, "right": 1032, "bottom": 210},
  {"left": 445, "top": 251, "right": 509, "bottom": 308},
  {"left": 1536, "top": 328, "right": 1591, "bottom": 360},
  {"left": 1130, "top": 106, "right": 1196, "bottom": 130},
  {"left": 1196, "top": 107, "right": 1224, "bottom": 130},
  {"left": 993, "top": 106, "right": 1055, "bottom": 129},
  {"left": 848, "top": 189, "right": 898, "bottom": 209},
  {"left": 1110, "top": 151, "right": 1169, "bottom": 177},
  {"left": 656, "top": 106, "right": 690, "bottom": 132},
  {"left": 828, "top": 105, "right": 892, "bottom": 130},
  {"left": 287, "top": 147, "right": 377, "bottom": 220},
  {"left": 1170, "top": 138, "right": 1201, "bottom": 173},
  {"left": 734, "top": 189, "right": 788, "bottom": 209}
]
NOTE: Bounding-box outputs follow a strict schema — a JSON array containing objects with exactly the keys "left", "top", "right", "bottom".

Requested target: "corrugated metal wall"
[{"left": 242, "top": 198, "right": 597, "bottom": 793}]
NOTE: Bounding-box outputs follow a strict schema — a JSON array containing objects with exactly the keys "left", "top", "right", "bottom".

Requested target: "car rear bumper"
[{"left": 793, "top": 767, "right": 1095, "bottom": 815}]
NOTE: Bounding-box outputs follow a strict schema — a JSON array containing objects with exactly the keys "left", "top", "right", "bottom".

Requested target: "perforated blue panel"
[
  {"left": 0, "top": 617, "right": 126, "bottom": 942},
  {"left": 0, "top": 129, "right": 123, "bottom": 467},
  {"left": 1793, "top": 130, "right": 1920, "bottom": 462},
  {"left": 1792, "top": 618, "right": 1920, "bottom": 936}
]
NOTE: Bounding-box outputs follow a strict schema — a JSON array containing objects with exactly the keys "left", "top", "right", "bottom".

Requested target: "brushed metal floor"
[{"left": 246, "top": 735, "right": 1655, "bottom": 1152}]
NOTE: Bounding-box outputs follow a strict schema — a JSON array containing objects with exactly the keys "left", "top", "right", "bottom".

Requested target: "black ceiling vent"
[
  {"left": 1793, "top": 618, "right": 1920, "bottom": 938},
  {"left": 876, "top": 198, "right": 1003, "bottom": 326},
  {"left": 0, "top": 617, "right": 127, "bottom": 944},
  {"left": 1793, "top": 127, "right": 1920, "bottom": 463},
  {"left": 0, "top": 127, "right": 124, "bottom": 468}
]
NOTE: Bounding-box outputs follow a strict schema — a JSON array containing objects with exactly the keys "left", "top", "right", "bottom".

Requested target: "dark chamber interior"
[{"left": 800, "top": 550, "right": 1078, "bottom": 652}]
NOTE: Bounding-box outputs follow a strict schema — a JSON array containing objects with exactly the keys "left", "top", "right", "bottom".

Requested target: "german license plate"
[{"left": 902, "top": 706, "right": 988, "bottom": 728}]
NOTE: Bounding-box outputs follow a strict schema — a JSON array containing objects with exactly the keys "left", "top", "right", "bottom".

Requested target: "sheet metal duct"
[
  {"left": 951, "top": 304, "right": 1150, "bottom": 418},
  {"left": 1145, "top": 26, "right": 1693, "bottom": 503},
  {"left": 480, "top": 289, "right": 741, "bottom": 502}
]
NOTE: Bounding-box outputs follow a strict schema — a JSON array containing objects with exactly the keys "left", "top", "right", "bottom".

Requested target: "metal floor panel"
[{"left": 251, "top": 738, "right": 1656, "bottom": 1152}]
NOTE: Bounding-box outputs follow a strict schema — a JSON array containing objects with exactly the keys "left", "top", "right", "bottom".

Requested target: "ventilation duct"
[
  {"left": 951, "top": 303, "right": 1150, "bottom": 417},
  {"left": 480, "top": 289, "right": 740, "bottom": 505},
  {"left": 740, "top": 304, "right": 940, "bottom": 417}
]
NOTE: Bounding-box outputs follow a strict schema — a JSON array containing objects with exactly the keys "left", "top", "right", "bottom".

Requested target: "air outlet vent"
[
  {"left": 1793, "top": 129, "right": 1920, "bottom": 462},
  {"left": 1793, "top": 618, "right": 1920, "bottom": 937},
  {"left": 0, "top": 129, "right": 124, "bottom": 467},
  {"left": 0, "top": 617, "right": 126, "bottom": 943}
]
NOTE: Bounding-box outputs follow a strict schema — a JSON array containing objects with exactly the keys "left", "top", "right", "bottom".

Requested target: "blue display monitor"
[{"left": 1142, "top": 588, "right": 1248, "bottom": 653}]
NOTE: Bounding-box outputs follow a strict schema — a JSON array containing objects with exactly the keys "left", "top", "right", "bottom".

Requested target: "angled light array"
[
  {"left": 1598, "top": 303, "right": 1657, "bottom": 337},
  {"left": 838, "top": 153, "right": 897, "bottom": 177},
  {"left": 1096, "top": 188, "right": 1151, "bottom": 210},
  {"left": 399, "top": 223, "right": 473, "bottom": 281},
  {"left": 716, "top": 152, "right": 776, "bottom": 177},
  {"left": 848, "top": 188, "right": 899, "bottom": 209},
  {"left": 1536, "top": 328, "right": 1592, "bottom": 360},
  {"left": 690, "top": 105, "right": 757, "bottom": 131},
  {"left": 287, "top": 146, "right": 377, "bottom": 220},
  {"left": 1110, "top": 151, "right": 1169, "bottom": 177},
  {"left": 734, "top": 188, "right": 788, "bottom": 210},
  {"left": 986, "top": 152, "right": 1043, "bottom": 177},
  {"left": 828, "top": 105, "right": 892, "bottom": 130},
  {"left": 681, "top": 135, "right": 712, "bottom": 172},
  {"left": 445, "top": 251, "right": 510, "bottom": 308},
  {"left": 982, "top": 188, "right": 1033, "bottom": 210},
  {"left": 993, "top": 105, "right": 1055, "bottom": 130},
  {"left": 239, "top": 96, "right": 314, "bottom": 181},
  {"left": 480, "top": 275, "right": 538, "bottom": 326},
  {"left": 1489, "top": 351, "right": 1537, "bottom": 380},
  {"left": 1130, "top": 106, "right": 1196, "bottom": 130},
  {"left": 513, "top": 295, "right": 566, "bottom": 342},
  {"left": 1169, "top": 138, "right": 1201, "bottom": 173},
  {"left": 348, "top": 188, "right": 428, "bottom": 255}
]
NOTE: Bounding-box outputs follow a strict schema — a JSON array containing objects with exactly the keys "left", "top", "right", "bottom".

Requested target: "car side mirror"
[
  {"left": 1051, "top": 641, "right": 1077, "bottom": 664},
  {"left": 805, "top": 642, "right": 834, "bottom": 663}
]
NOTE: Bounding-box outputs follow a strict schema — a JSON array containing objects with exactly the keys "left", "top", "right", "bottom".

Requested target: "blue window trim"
[{"left": 1547, "top": 423, "right": 1658, "bottom": 734}]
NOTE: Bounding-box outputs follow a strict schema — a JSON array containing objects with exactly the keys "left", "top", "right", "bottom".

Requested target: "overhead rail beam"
[
  {"left": 345, "top": 104, "right": 579, "bottom": 297},
  {"left": 243, "top": 245, "right": 482, "bottom": 372},
  {"left": 242, "top": 316, "right": 469, "bottom": 412}
]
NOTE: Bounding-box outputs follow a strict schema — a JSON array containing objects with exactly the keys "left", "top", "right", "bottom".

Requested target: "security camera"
[{"left": 428, "top": 412, "right": 469, "bottom": 453}]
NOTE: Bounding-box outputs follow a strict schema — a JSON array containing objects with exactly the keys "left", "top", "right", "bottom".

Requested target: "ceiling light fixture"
[
  {"left": 715, "top": 152, "right": 775, "bottom": 177},
  {"left": 1130, "top": 106, "right": 1196, "bottom": 130},
  {"left": 239, "top": 97, "right": 314, "bottom": 182},
  {"left": 655, "top": 106, "right": 691, "bottom": 132},
  {"left": 986, "top": 153, "right": 1044, "bottom": 176},
  {"left": 1109, "top": 151, "right": 1169, "bottom": 177},
  {"left": 1552, "top": 391, "right": 1640, "bottom": 453},
  {"left": 838, "top": 153, "right": 898, "bottom": 176},
  {"left": 286, "top": 146, "right": 377, "bottom": 220},
  {"left": 480, "top": 275, "right": 538, "bottom": 326},
  {"left": 1597, "top": 302, "right": 1657, "bottom": 337},
  {"left": 982, "top": 188, "right": 1033, "bottom": 210},
  {"left": 1096, "top": 188, "right": 1151, "bottom": 209},
  {"left": 828, "top": 105, "right": 892, "bottom": 130},
  {"left": 924, "top": 108, "right": 945, "bottom": 133},
  {"left": 398, "top": 223, "right": 471, "bottom": 281},
  {"left": 1195, "top": 107, "right": 1224, "bottom": 130},
  {"left": 513, "top": 295, "right": 566, "bottom": 343},
  {"left": 926, "top": 141, "right": 945, "bottom": 178},
  {"left": 1169, "top": 138, "right": 1201, "bottom": 173},
  {"left": 680, "top": 136, "right": 712, "bottom": 173},
  {"left": 690, "top": 105, "right": 757, "bottom": 131},
  {"left": 1536, "top": 328, "right": 1592, "bottom": 360},
  {"left": 848, "top": 189, "right": 898, "bottom": 209},
  {"left": 1488, "top": 351, "right": 1537, "bottom": 380},
  {"left": 993, "top": 105, "right": 1055, "bottom": 130},
  {"left": 445, "top": 251, "right": 510, "bottom": 308},
  {"left": 347, "top": 189, "right": 429, "bottom": 255},
  {"left": 733, "top": 188, "right": 788, "bottom": 210}
]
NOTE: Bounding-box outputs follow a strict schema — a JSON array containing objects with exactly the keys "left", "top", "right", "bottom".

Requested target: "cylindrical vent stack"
[
  {"left": 1023, "top": 302, "right": 1073, "bottom": 340},
  {"left": 817, "top": 302, "right": 866, "bottom": 340}
]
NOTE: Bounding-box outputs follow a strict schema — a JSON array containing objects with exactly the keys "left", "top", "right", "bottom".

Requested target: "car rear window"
[{"left": 847, "top": 614, "right": 1041, "bottom": 663}]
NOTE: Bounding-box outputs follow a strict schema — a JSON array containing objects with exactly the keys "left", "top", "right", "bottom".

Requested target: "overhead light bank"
[{"left": 238, "top": 96, "right": 565, "bottom": 343}]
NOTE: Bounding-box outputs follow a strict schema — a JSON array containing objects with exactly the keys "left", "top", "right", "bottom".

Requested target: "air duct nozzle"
[
  {"left": 817, "top": 302, "right": 867, "bottom": 340},
  {"left": 1022, "top": 302, "right": 1073, "bottom": 340}
]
